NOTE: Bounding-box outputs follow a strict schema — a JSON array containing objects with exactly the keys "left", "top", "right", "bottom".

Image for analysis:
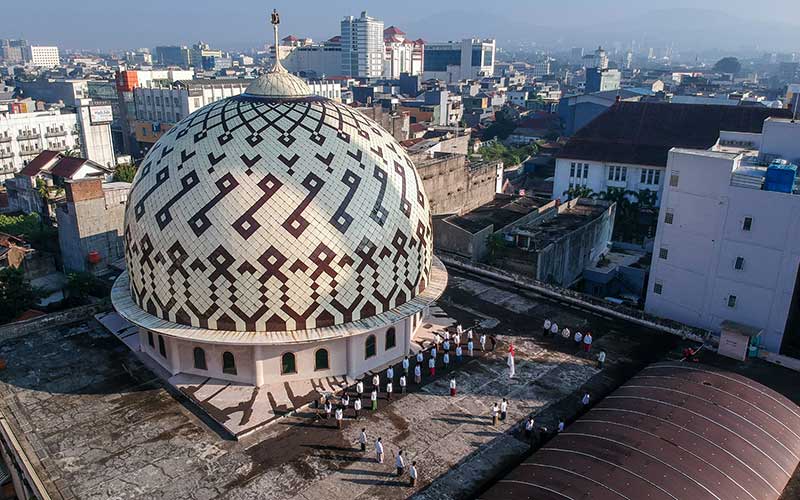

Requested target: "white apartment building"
[
  {"left": 23, "top": 45, "right": 60, "bottom": 67},
  {"left": 341, "top": 11, "right": 384, "bottom": 78},
  {"left": 383, "top": 26, "right": 424, "bottom": 79},
  {"left": 646, "top": 117, "right": 800, "bottom": 355},
  {"left": 279, "top": 38, "right": 342, "bottom": 78},
  {"left": 423, "top": 39, "right": 496, "bottom": 83},
  {"left": 0, "top": 102, "right": 115, "bottom": 180}
]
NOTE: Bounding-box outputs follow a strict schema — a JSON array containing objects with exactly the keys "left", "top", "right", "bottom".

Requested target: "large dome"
[{"left": 122, "top": 73, "right": 433, "bottom": 334}]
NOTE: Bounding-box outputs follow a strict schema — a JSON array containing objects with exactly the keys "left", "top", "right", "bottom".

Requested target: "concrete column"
[
  {"left": 346, "top": 336, "right": 357, "bottom": 379},
  {"left": 254, "top": 345, "right": 265, "bottom": 386},
  {"left": 167, "top": 337, "right": 181, "bottom": 376},
  {"left": 403, "top": 318, "right": 412, "bottom": 356}
]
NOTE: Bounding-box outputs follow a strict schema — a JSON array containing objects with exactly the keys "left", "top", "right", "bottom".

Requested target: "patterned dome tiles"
[{"left": 123, "top": 95, "right": 434, "bottom": 334}]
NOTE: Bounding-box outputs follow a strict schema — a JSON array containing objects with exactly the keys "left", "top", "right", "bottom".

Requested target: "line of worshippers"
[
  {"left": 314, "top": 324, "right": 499, "bottom": 428},
  {"left": 542, "top": 317, "right": 606, "bottom": 368}
]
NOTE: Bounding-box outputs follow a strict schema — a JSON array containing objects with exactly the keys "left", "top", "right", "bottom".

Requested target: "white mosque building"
[{"left": 112, "top": 14, "right": 447, "bottom": 386}]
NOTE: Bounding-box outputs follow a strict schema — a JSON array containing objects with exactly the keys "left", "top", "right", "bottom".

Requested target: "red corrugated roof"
[{"left": 18, "top": 150, "right": 60, "bottom": 176}]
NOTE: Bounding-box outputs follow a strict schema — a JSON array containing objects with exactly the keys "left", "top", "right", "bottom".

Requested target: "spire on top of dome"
[{"left": 243, "top": 8, "right": 313, "bottom": 99}]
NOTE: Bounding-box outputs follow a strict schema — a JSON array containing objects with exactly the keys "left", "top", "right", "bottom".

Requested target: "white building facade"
[
  {"left": 341, "top": 11, "right": 384, "bottom": 78},
  {"left": 552, "top": 157, "right": 664, "bottom": 202},
  {"left": 646, "top": 118, "right": 800, "bottom": 355},
  {"left": 0, "top": 104, "right": 115, "bottom": 180},
  {"left": 23, "top": 45, "right": 59, "bottom": 67},
  {"left": 423, "top": 39, "right": 496, "bottom": 83}
]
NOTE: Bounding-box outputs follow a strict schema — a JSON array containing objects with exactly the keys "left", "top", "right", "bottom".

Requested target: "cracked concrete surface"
[{"left": 0, "top": 269, "right": 678, "bottom": 499}]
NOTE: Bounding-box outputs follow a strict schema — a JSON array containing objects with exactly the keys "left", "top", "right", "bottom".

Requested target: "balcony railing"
[
  {"left": 17, "top": 133, "right": 41, "bottom": 141},
  {"left": 20, "top": 148, "right": 42, "bottom": 156},
  {"left": 0, "top": 136, "right": 11, "bottom": 143},
  {"left": 45, "top": 130, "right": 68, "bottom": 138},
  {"left": 0, "top": 151, "right": 13, "bottom": 159}
]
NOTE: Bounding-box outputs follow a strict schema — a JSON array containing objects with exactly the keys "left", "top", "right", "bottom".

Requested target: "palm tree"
[{"left": 62, "top": 148, "right": 79, "bottom": 158}]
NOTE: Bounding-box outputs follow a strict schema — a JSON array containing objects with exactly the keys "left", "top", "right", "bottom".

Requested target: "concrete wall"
[
  {"left": 433, "top": 216, "right": 492, "bottom": 261},
  {"left": 417, "top": 154, "right": 500, "bottom": 216},
  {"left": 0, "top": 302, "right": 109, "bottom": 341}
]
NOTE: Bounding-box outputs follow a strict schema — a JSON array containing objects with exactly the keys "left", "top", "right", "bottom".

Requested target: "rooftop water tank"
[{"left": 764, "top": 160, "right": 797, "bottom": 194}]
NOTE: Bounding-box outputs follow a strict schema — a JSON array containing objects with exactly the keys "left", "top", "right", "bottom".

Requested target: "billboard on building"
[{"left": 89, "top": 105, "right": 113, "bottom": 125}]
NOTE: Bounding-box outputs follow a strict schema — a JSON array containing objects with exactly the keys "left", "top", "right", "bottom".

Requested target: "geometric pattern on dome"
[
  {"left": 243, "top": 71, "right": 312, "bottom": 99},
  {"left": 124, "top": 96, "right": 433, "bottom": 333}
]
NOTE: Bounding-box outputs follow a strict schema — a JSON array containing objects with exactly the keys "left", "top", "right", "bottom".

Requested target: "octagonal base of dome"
[{"left": 111, "top": 257, "right": 447, "bottom": 386}]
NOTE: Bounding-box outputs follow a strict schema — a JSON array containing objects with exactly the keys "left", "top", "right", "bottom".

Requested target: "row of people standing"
[{"left": 542, "top": 318, "right": 593, "bottom": 353}]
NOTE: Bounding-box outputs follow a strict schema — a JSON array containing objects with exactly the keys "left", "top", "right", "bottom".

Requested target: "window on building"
[
  {"left": 653, "top": 282, "right": 663, "bottom": 295},
  {"left": 664, "top": 210, "right": 674, "bottom": 224},
  {"left": 742, "top": 216, "right": 753, "bottom": 232},
  {"left": 193, "top": 347, "right": 207, "bottom": 370},
  {"left": 734, "top": 257, "right": 745, "bottom": 270},
  {"left": 365, "top": 335, "right": 376, "bottom": 359},
  {"left": 727, "top": 295, "right": 737, "bottom": 308},
  {"left": 669, "top": 171, "right": 679, "bottom": 187},
  {"left": 583, "top": 164, "right": 589, "bottom": 178},
  {"left": 659, "top": 248, "right": 668, "bottom": 260},
  {"left": 223, "top": 352, "right": 237, "bottom": 375},
  {"left": 654, "top": 170, "right": 661, "bottom": 185},
  {"left": 385, "top": 328, "right": 396, "bottom": 350},
  {"left": 147, "top": 331, "right": 154, "bottom": 347},
  {"left": 158, "top": 335, "right": 166, "bottom": 358},
  {"left": 570, "top": 162, "right": 575, "bottom": 177},
  {"left": 281, "top": 352, "right": 296, "bottom": 374},
  {"left": 314, "top": 349, "right": 329, "bottom": 371}
]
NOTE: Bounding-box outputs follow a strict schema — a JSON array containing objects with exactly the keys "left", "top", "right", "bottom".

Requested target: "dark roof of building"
[
  {"left": 480, "top": 362, "right": 800, "bottom": 500},
  {"left": 18, "top": 150, "right": 60, "bottom": 176},
  {"left": 49, "top": 157, "right": 89, "bottom": 178},
  {"left": 447, "top": 194, "right": 546, "bottom": 234},
  {"left": 383, "top": 26, "right": 406, "bottom": 35},
  {"left": 556, "top": 101, "right": 793, "bottom": 167}
]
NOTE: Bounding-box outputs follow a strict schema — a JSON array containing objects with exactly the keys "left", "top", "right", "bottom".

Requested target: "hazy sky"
[{"left": 2, "top": 0, "right": 799, "bottom": 50}]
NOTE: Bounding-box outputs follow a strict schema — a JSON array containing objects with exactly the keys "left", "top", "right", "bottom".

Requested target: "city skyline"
[{"left": 3, "top": 0, "right": 800, "bottom": 52}]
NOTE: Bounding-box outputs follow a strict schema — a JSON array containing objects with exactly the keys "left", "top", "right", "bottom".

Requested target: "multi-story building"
[
  {"left": 57, "top": 177, "right": 129, "bottom": 274},
  {"left": 22, "top": 45, "right": 59, "bottom": 67},
  {"left": 0, "top": 102, "right": 116, "bottom": 180},
  {"left": 383, "top": 26, "right": 424, "bottom": 79},
  {"left": 341, "top": 11, "right": 385, "bottom": 78},
  {"left": 191, "top": 41, "right": 224, "bottom": 70},
  {"left": 0, "top": 39, "right": 27, "bottom": 64},
  {"left": 585, "top": 67, "right": 621, "bottom": 92},
  {"left": 155, "top": 46, "right": 192, "bottom": 69},
  {"left": 646, "top": 117, "right": 800, "bottom": 357},
  {"left": 553, "top": 102, "right": 792, "bottom": 206},
  {"left": 18, "top": 79, "right": 89, "bottom": 106},
  {"left": 423, "top": 39, "right": 496, "bottom": 83},
  {"left": 279, "top": 36, "right": 342, "bottom": 78}
]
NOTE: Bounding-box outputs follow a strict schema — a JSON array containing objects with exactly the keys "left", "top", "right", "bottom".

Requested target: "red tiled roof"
[
  {"left": 18, "top": 150, "right": 60, "bottom": 176},
  {"left": 384, "top": 26, "right": 405, "bottom": 35},
  {"left": 50, "top": 157, "right": 89, "bottom": 178},
  {"left": 410, "top": 123, "right": 427, "bottom": 133},
  {"left": 385, "top": 35, "right": 403, "bottom": 43}
]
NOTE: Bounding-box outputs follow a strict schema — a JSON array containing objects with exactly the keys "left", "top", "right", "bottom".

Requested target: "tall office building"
[
  {"left": 341, "top": 11, "right": 384, "bottom": 78},
  {"left": 22, "top": 46, "right": 60, "bottom": 67},
  {"left": 1, "top": 39, "right": 28, "bottom": 63},
  {"left": 423, "top": 39, "right": 495, "bottom": 83},
  {"left": 155, "top": 46, "right": 192, "bottom": 68}
]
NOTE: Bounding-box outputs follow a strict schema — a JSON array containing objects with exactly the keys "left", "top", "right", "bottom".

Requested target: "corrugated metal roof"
[{"left": 480, "top": 362, "right": 800, "bottom": 500}]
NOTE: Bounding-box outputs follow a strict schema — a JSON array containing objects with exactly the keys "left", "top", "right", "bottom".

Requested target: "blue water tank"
[{"left": 764, "top": 160, "right": 797, "bottom": 193}]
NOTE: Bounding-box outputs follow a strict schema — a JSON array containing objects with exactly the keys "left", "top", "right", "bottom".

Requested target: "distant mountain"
[{"left": 406, "top": 8, "right": 800, "bottom": 51}]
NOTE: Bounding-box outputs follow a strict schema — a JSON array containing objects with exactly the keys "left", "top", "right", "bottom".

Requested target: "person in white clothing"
[
  {"left": 443, "top": 352, "right": 450, "bottom": 369},
  {"left": 414, "top": 363, "right": 422, "bottom": 384},
  {"left": 456, "top": 324, "right": 463, "bottom": 335},
  {"left": 430, "top": 346, "right": 437, "bottom": 360},
  {"left": 467, "top": 329, "right": 474, "bottom": 342},
  {"left": 341, "top": 394, "right": 350, "bottom": 409},
  {"left": 561, "top": 327, "right": 571, "bottom": 342},
  {"left": 395, "top": 449, "right": 405, "bottom": 476},
  {"left": 449, "top": 378, "right": 457, "bottom": 396},
  {"left": 335, "top": 406, "right": 343, "bottom": 429},
  {"left": 399, "top": 374, "right": 407, "bottom": 393},
  {"left": 371, "top": 389, "right": 378, "bottom": 411},
  {"left": 434, "top": 332, "right": 441, "bottom": 349},
  {"left": 443, "top": 340, "right": 450, "bottom": 352},
  {"left": 375, "top": 437, "right": 384, "bottom": 463},
  {"left": 524, "top": 417, "right": 535, "bottom": 439},
  {"left": 500, "top": 399, "right": 508, "bottom": 420},
  {"left": 402, "top": 356, "right": 410, "bottom": 375},
  {"left": 353, "top": 397, "right": 362, "bottom": 419},
  {"left": 557, "top": 418, "right": 565, "bottom": 433},
  {"left": 480, "top": 334, "right": 487, "bottom": 351},
  {"left": 372, "top": 373, "right": 380, "bottom": 390},
  {"left": 550, "top": 322, "right": 559, "bottom": 336},
  {"left": 454, "top": 333, "right": 461, "bottom": 346},
  {"left": 386, "top": 366, "right": 394, "bottom": 381},
  {"left": 356, "top": 379, "right": 364, "bottom": 398},
  {"left": 416, "top": 351, "right": 424, "bottom": 364},
  {"left": 428, "top": 356, "right": 436, "bottom": 377},
  {"left": 574, "top": 331, "right": 583, "bottom": 347},
  {"left": 467, "top": 339, "right": 474, "bottom": 356},
  {"left": 543, "top": 318, "right": 551, "bottom": 336},
  {"left": 359, "top": 428, "right": 367, "bottom": 451},
  {"left": 597, "top": 350, "right": 606, "bottom": 369},
  {"left": 386, "top": 381, "right": 393, "bottom": 401},
  {"left": 409, "top": 461, "right": 418, "bottom": 486},
  {"left": 491, "top": 403, "right": 499, "bottom": 426},
  {"left": 443, "top": 330, "right": 450, "bottom": 342},
  {"left": 581, "top": 392, "right": 590, "bottom": 407},
  {"left": 583, "top": 332, "right": 593, "bottom": 354}
]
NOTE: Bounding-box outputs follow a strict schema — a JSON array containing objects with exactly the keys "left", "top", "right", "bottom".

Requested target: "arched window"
[
  {"left": 281, "top": 352, "right": 297, "bottom": 374},
  {"left": 385, "top": 327, "right": 396, "bottom": 350},
  {"left": 365, "top": 335, "right": 377, "bottom": 359},
  {"left": 193, "top": 347, "right": 207, "bottom": 370},
  {"left": 222, "top": 351, "right": 237, "bottom": 375},
  {"left": 157, "top": 335, "right": 166, "bottom": 358},
  {"left": 314, "top": 349, "right": 329, "bottom": 371},
  {"left": 147, "top": 331, "right": 154, "bottom": 348}
]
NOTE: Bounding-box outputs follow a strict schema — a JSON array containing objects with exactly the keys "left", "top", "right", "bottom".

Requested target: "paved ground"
[{"left": 0, "top": 269, "right": 683, "bottom": 500}]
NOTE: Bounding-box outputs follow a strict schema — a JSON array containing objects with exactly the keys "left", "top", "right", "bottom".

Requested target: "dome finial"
[{"left": 269, "top": 9, "right": 287, "bottom": 74}]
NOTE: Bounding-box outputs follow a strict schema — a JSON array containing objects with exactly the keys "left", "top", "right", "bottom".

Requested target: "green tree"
[
  {"left": 35, "top": 178, "right": 63, "bottom": 227},
  {"left": 66, "top": 272, "right": 95, "bottom": 300},
  {"left": 113, "top": 162, "right": 138, "bottom": 183},
  {"left": 62, "top": 148, "right": 79, "bottom": 158},
  {"left": 713, "top": 57, "right": 741, "bottom": 75},
  {"left": 0, "top": 267, "right": 43, "bottom": 323},
  {"left": 562, "top": 186, "right": 595, "bottom": 199}
]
